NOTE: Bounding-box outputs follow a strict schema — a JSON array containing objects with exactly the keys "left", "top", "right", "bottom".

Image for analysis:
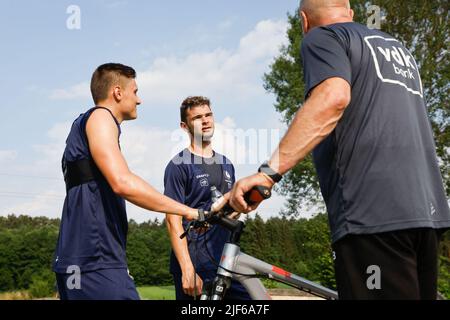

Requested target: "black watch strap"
[{"left": 258, "top": 162, "right": 282, "bottom": 183}]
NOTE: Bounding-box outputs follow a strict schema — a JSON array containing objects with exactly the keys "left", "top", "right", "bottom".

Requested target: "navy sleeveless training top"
[{"left": 53, "top": 107, "right": 129, "bottom": 273}]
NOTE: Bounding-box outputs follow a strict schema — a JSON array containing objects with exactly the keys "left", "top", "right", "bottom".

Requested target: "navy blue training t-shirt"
[
  {"left": 53, "top": 107, "right": 129, "bottom": 273},
  {"left": 164, "top": 149, "right": 235, "bottom": 273},
  {"left": 301, "top": 22, "right": 450, "bottom": 243}
]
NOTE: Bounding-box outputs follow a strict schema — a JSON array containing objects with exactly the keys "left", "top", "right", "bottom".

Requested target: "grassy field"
[
  {"left": 0, "top": 282, "right": 299, "bottom": 300},
  {"left": 137, "top": 286, "right": 176, "bottom": 300},
  {"left": 136, "top": 281, "right": 293, "bottom": 300},
  {"left": 0, "top": 286, "right": 176, "bottom": 300}
]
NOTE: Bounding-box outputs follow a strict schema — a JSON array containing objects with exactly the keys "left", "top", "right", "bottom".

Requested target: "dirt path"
[{"left": 268, "top": 289, "right": 325, "bottom": 300}]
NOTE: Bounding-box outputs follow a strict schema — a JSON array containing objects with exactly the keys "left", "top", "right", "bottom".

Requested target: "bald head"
[
  {"left": 299, "top": 0, "right": 353, "bottom": 33},
  {"left": 300, "top": 0, "right": 350, "bottom": 12}
]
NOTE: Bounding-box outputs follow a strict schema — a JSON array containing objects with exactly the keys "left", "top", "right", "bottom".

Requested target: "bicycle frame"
[
  {"left": 189, "top": 186, "right": 338, "bottom": 300},
  {"left": 209, "top": 242, "right": 338, "bottom": 300}
]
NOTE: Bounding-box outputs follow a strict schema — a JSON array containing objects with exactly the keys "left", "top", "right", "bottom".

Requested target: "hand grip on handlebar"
[
  {"left": 220, "top": 185, "right": 272, "bottom": 215},
  {"left": 180, "top": 185, "right": 272, "bottom": 239},
  {"left": 220, "top": 186, "right": 272, "bottom": 215},
  {"left": 243, "top": 185, "right": 272, "bottom": 205}
]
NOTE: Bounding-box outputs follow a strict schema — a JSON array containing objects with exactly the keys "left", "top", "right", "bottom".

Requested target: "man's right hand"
[
  {"left": 184, "top": 208, "right": 199, "bottom": 221},
  {"left": 210, "top": 192, "right": 229, "bottom": 213},
  {"left": 182, "top": 268, "right": 203, "bottom": 297}
]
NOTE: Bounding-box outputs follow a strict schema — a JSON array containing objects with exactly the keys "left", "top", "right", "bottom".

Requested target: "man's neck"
[
  {"left": 96, "top": 103, "right": 123, "bottom": 124},
  {"left": 189, "top": 140, "right": 213, "bottom": 158},
  {"left": 315, "top": 9, "right": 353, "bottom": 28},
  {"left": 321, "top": 17, "right": 352, "bottom": 26}
]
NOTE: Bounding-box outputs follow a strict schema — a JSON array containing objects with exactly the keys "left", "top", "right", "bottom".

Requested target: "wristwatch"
[{"left": 258, "top": 161, "right": 282, "bottom": 183}]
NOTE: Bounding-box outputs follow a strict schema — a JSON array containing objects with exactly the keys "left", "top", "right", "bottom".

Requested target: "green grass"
[
  {"left": 136, "top": 281, "right": 292, "bottom": 300},
  {"left": 137, "top": 286, "right": 176, "bottom": 300},
  {"left": 261, "top": 278, "right": 297, "bottom": 289}
]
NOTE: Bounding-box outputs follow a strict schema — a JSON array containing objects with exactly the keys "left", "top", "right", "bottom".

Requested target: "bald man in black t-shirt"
[{"left": 228, "top": 0, "right": 450, "bottom": 299}]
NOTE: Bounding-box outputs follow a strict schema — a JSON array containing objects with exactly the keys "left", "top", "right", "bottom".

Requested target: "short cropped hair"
[
  {"left": 90, "top": 63, "right": 136, "bottom": 104},
  {"left": 180, "top": 96, "right": 211, "bottom": 123}
]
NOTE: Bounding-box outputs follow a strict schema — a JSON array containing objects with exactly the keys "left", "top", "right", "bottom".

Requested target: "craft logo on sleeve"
[{"left": 364, "top": 36, "right": 423, "bottom": 98}]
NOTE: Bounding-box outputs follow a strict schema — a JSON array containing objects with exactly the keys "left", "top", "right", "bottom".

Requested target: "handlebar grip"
[
  {"left": 244, "top": 185, "right": 272, "bottom": 205},
  {"left": 218, "top": 186, "right": 272, "bottom": 216}
]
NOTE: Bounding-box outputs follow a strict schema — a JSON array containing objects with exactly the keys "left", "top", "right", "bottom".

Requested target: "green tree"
[
  {"left": 0, "top": 216, "right": 59, "bottom": 294},
  {"left": 264, "top": 1, "right": 450, "bottom": 216},
  {"left": 241, "top": 214, "right": 274, "bottom": 263},
  {"left": 127, "top": 219, "right": 173, "bottom": 286},
  {"left": 28, "top": 269, "right": 56, "bottom": 299}
]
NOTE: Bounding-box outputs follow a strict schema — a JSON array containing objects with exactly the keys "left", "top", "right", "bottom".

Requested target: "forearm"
[
  {"left": 269, "top": 79, "right": 350, "bottom": 175},
  {"left": 269, "top": 102, "right": 340, "bottom": 174},
  {"left": 166, "top": 215, "right": 194, "bottom": 272},
  {"left": 115, "top": 173, "right": 196, "bottom": 217}
]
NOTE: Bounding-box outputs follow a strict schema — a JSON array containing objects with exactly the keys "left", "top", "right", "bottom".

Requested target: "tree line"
[{"left": 0, "top": 214, "right": 448, "bottom": 298}]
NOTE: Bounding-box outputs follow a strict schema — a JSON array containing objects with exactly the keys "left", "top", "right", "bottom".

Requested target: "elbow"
[
  {"left": 112, "top": 183, "right": 126, "bottom": 198},
  {"left": 317, "top": 90, "right": 351, "bottom": 138},
  {"left": 319, "top": 78, "right": 351, "bottom": 111},
  {"left": 110, "top": 175, "right": 130, "bottom": 197},
  {"left": 330, "top": 89, "right": 351, "bottom": 111}
]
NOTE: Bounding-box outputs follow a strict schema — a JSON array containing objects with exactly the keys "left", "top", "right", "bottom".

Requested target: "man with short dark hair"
[
  {"left": 228, "top": 0, "right": 450, "bottom": 299},
  {"left": 164, "top": 96, "right": 250, "bottom": 300},
  {"left": 53, "top": 63, "right": 199, "bottom": 300}
]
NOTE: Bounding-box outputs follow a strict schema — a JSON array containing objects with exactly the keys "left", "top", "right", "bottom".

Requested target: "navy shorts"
[
  {"left": 55, "top": 268, "right": 140, "bottom": 300},
  {"left": 173, "top": 269, "right": 251, "bottom": 300}
]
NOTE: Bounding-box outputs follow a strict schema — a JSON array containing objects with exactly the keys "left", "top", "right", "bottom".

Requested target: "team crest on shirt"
[
  {"left": 200, "top": 178, "right": 209, "bottom": 187},
  {"left": 224, "top": 170, "right": 231, "bottom": 179}
]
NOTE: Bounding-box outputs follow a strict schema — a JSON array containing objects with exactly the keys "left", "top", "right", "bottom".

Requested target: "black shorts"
[{"left": 332, "top": 228, "right": 443, "bottom": 300}]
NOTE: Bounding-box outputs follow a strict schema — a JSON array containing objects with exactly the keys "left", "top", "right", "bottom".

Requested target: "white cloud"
[
  {"left": 0, "top": 150, "right": 18, "bottom": 163},
  {"left": 32, "top": 121, "right": 72, "bottom": 172},
  {"left": 238, "top": 20, "right": 288, "bottom": 60},
  {"left": 105, "top": 0, "right": 128, "bottom": 9},
  {"left": 2, "top": 190, "right": 64, "bottom": 219},
  {"left": 218, "top": 18, "right": 234, "bottom": 31},
  {"left": 0, "top": 122, "right": 68, "bottom": 218},
  {"left": 49, "top": 82, "right": 90, "bottom": 100},
  {"left": 48, "top": 19, "right": 288, "bottom": 108},
  {"left": 138, "top": 19, "right": 288, "bottom": 107}
]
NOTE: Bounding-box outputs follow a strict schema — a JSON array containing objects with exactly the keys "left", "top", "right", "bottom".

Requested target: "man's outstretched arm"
[
  {"left": 86, "top": 108, "right": 198, "bottom": 220},
  {"left": 230, "top": 77, "right": 351, "bottom": 212}
]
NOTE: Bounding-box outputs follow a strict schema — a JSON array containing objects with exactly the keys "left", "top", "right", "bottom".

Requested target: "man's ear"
[
  {"left": 180, "top": 121, "right": 189, "bottom": 133},
  {"left": 349, "top": 9, "right": 354, "bottom": 19},
  {"left": 113, "top": 86, "right": 122, "bottom": 102},
  {"left": 300, "top": 10, "right": 309, "bottom": 34}
]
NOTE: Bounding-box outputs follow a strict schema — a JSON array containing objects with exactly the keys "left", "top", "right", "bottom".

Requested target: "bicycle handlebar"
[{"left": 180, "top": 185, "right": 272, "bottom": 239}]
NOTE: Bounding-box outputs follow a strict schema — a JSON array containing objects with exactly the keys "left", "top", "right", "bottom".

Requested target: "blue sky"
[{"left": 0, "top": 0, "right": 302, "bottom": 222}]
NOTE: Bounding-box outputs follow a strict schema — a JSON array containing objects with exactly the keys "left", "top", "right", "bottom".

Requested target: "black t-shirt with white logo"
[{"left": 301, "top": 22, "right": 450, "bottom": 243}]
